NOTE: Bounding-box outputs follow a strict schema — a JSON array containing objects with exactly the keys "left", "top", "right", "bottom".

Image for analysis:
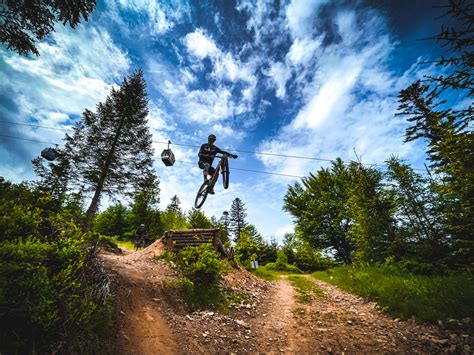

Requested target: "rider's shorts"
[{"left": 198, "top": 161, "right": 215, "bottom": 175}]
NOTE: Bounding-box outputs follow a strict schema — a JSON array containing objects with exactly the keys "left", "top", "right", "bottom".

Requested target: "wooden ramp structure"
[{"left": 163, "top": 228, "right": 230, "bottom": 257}]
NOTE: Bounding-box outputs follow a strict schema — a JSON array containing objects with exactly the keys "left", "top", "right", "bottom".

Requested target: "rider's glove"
[{"left": 232, "top": 154, "right": 238, "bottom": 159}]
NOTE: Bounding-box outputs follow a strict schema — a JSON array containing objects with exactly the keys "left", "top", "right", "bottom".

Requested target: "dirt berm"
[{"left": 101, "top": 239, "right": 473, "bottom": 354}]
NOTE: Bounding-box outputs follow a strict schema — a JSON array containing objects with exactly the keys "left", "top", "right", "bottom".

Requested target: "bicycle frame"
[{"left": 208, "top": 154, "right": 226, "bottom": 188}]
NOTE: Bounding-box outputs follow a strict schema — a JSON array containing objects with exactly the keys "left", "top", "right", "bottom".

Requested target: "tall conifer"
[{"left": 229, "top": 197, "right": 248, "bottom": 243}]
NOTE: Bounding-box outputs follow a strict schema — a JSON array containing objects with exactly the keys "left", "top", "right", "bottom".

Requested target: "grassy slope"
[{"left": 312, "top": 265, "right": 474, "bottom": 325}]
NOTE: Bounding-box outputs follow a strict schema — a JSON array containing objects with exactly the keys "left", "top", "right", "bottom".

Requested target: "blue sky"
[{"left": 0, "top": 0, "right": 447, "bottom": 241}]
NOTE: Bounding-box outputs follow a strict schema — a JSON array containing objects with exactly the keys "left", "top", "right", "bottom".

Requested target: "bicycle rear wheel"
[
  {"left": 222, "top": 158, "right": 230, "bottom": 189},
  {"left": 194, "top": 181, "right": 209, "bottom": 208}
]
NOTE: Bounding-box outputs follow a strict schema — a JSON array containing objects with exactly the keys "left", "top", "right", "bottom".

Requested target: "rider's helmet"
[
  {"left": 208, "top": 134, "right": 216, "bottom": 143},
  {"left": 140, "top": 224, "right": 145, "bottom": 228}
]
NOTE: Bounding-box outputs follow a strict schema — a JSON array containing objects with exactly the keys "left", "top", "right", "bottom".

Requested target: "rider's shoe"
[{"left": 208, "top": 187, "right": 215, "bottom": 194}]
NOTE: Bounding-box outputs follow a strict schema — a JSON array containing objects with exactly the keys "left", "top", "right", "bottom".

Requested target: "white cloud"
[
  {"left": 265, "top": 62, "right": 291, "bottom": 99},
  {"left": 0, "top": 24, "right": 131, "bottom": 182},
  {"left": 109, "top": 0, "right": 190, "bottom": 35},
  {"left": 274, "top": 224, "right": 295, "bottom": 238},
  {"left": 255, "top": 4, "right": 428, "bottom": 182},
  {"left": 184, "top": 29, "right": 219, "bottom": 58},
  {"left": 287, "top": 37, "right": 322, "bottom": 66},
  {"left": 286, "top": 0, "right": 329, "bottom": 39},
  {"left": 4, "top": 26, "right": 130, "bottom": 115}
]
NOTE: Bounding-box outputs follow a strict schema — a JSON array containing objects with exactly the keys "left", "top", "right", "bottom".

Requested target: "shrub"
[
  {"left": 0, "top": 181, "right": 113, "bottom": 354},
  {"left": 178, "top": 277, "right": 226, "bottom": 311},
  {"left": 175, "top": 244, "right": 228, "bottom": 285},
  {"left": 265, "top": 250, "right": 303, "bottom": 273}
]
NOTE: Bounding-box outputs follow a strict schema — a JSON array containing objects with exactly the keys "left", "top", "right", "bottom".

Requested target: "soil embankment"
[{"left": 102, "top": 240, "right": 472, "bottom": 354}]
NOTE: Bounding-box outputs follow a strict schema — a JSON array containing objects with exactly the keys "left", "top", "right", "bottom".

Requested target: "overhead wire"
[
  {"left": 175, "top": 159, "right": 304, "bottom": 178},
  {"left": 0, "top": 119, "right": 426, "bottom": 172},
  {"left": 0, "top": 133, "right": 303, "bottom": 178}
]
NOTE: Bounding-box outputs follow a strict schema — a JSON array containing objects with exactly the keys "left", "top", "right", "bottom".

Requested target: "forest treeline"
[
  {"left": 0, "top": 0, "right": 472, "bottom": 353},
  {"left": 285, "top": 0, "right": 473, "bottom": 273}
]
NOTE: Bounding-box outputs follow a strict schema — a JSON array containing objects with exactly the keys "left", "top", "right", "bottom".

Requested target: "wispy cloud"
[{"left": 0, "top": 24, "right": 131, "bottom": 181}]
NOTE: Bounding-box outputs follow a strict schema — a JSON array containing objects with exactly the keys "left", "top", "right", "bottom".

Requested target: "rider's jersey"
[
  {"left": 198, "top": 143, "right": 224, "bottom": 165},
  {"left": 136, "top": 227, "right": 147, "bottom": 238}
]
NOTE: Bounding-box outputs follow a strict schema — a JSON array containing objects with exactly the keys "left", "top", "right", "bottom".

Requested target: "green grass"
[
  {"left": 115, "top": 239, "right": 135, "bottom": 250},
  {"left": 252, "top": 266, "right": 282, "bottom": 280},
  {"left": 287, "top": 275, "right": 324, "bottom": 304},
  {"left": 312, "top": 265, "right": 474, "bottom": 327}
]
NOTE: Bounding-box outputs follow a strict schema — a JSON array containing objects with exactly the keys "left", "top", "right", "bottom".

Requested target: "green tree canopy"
[
  {"left": 0, "top": 0, "right": 96, "bottom": 56},
  {"left": 229, "top": 197, "right": 248, "bottom": 243},
  {"left": 284, "top": 159, "right": 354, "bottom": 263},
  {"left": 34, "top": 70, "right": 157, "bottom": 231}
]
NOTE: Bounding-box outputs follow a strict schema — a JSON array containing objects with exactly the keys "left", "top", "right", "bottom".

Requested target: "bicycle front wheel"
[
  {"left": 194, "top": 181, "right": 209, "bottom": 208},
  {"left": 222, "top": 158, "right": 230, "bottom": 189}
]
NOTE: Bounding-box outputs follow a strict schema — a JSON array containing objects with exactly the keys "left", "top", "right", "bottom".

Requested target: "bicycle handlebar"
[{"left": 215, "top": 153, "right": 238, "bottom": 158}]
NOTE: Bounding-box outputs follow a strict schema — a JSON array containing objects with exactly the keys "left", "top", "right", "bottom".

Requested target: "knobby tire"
[
  {"left": 222, "top": 158, "right": 230, "bottom": 189},
  {"left": 194, "top": 181, "right": 209, "bottom": 209}
]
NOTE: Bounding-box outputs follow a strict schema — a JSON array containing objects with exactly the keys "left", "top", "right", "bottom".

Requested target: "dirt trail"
[
  {"left": 103, "top": 245, "right": 179, "bottom": 354},
  {"left": 102, "top": 242, "right": 472, "bottom": 354},
  {"left": 251, "top": 278, "right": 317, "bottom": 353}
]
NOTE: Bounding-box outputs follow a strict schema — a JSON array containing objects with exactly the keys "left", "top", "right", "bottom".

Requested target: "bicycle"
[
  {"left": 194, "top": 153, "right": 238, "bottom": 208},
  {"left": 134, "top": 237, "right": 145, "bottom": 251}
]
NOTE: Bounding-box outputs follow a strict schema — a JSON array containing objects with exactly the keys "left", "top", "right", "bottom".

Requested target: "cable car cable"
[{"left": 0, "top": 121, "right": 426, "bottom": 171}]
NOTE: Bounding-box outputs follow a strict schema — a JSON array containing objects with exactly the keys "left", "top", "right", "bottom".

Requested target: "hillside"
[{"left": 101, "top": 240, "right": 472, "bottom": 353}]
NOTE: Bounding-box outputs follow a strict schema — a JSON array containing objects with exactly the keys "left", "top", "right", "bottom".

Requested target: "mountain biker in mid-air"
[{"left": 198, "top": 134, "right": 237, "bottom": 194}]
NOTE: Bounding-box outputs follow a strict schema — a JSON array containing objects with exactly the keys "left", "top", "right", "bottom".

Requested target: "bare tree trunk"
[
  {"left": 83, "top": 117, "right": 126, "bottom": 232},
  {"left": 84, "top": 185, "right": 102, "bottom": 231}
]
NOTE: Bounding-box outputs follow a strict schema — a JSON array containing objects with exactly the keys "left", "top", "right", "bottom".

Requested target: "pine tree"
[
  {"left": 127, "top": 174, "right": 162, "bottom": 237},
  {"left": 187, "top": 208, "right": 213, "bottom": 229},
  {"left": 166, "top": 195, "right": 182, "bottom": 215},
  {"left": 34, "top": 69, "right": 156, "bottom": 231},
  {"left": 229, "top": 197, "right": 248, "bottom": 243},
  {"left": 32, "top": 147, "right": 72, "bottom": 204},
  {"left": 397, "top": 82, "right": 473, "bottom": 268},
  {"left": 0, "top": 0, "right": 96, "bottom": 56},
  {"left": 396, "top": 1, "right": 474, "bottom": 269}
]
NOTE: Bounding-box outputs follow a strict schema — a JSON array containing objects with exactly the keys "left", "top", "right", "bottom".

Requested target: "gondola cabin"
[
  {"left": 41, "top": 147, "right": 59, "bottom": 161},
  {"left": 161, "top": 140, "right": 175, "bottom": 166}
]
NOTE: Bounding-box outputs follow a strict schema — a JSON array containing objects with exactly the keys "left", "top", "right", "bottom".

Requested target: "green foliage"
[
  {"left": 313, "top": 265, "right": 474, "bottom": 325},
  {"left": 163, "top": 245, "right": 229, "bottom": 311},
  {"left": 187, "top": 208, "right": 213, "bottom": 229},
  {"left": 93, "top": 202, "right": 129, "bottom": 238},
  {"left": 348, "top": 163, "right": 397, "bottom": 264},
  {"left": 234, "top": 230, "right": 259, "bottom": 267},
  {"left": 0, "top": 0, "right": 96, "bottom": 56},
  {"left": 265, "top": 250, "right": 302, "bottom": 273},
  {"left": 0, "top": 181, "right": 112, "bottom": 354},
  {"left": 160, "top": 209, "right": 188, "bottom": 231},
  {"left": 152, "top": 249, "right": 175, "bottom": 263},
  {"left": 178, "top": 278, "right": 226, "bottom": 311},
  {"left": 175, "top": 244, "right": 228, "bottom": 285},
  {"left": 127, "top": 174, "right": 163, "bottom": 239},
  {"left": 252, "top": 266, "right": 280, "bottom": 281},
  {"left": 234, "top": 224, "right": 277, "bottom": 268},
  {"left": 284, "top": 159, "right": 354, "bottom": 263},
  {"left": 282, "top": 233, "right": 335, "bottom": 272},
  {"left": 395, "top": 3, "right": 474, "bottom": 270}
]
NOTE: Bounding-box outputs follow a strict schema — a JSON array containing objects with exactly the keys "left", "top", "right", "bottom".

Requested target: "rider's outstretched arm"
[{"left": 216, "top": 146, "right": 238, "bottom": 158}]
